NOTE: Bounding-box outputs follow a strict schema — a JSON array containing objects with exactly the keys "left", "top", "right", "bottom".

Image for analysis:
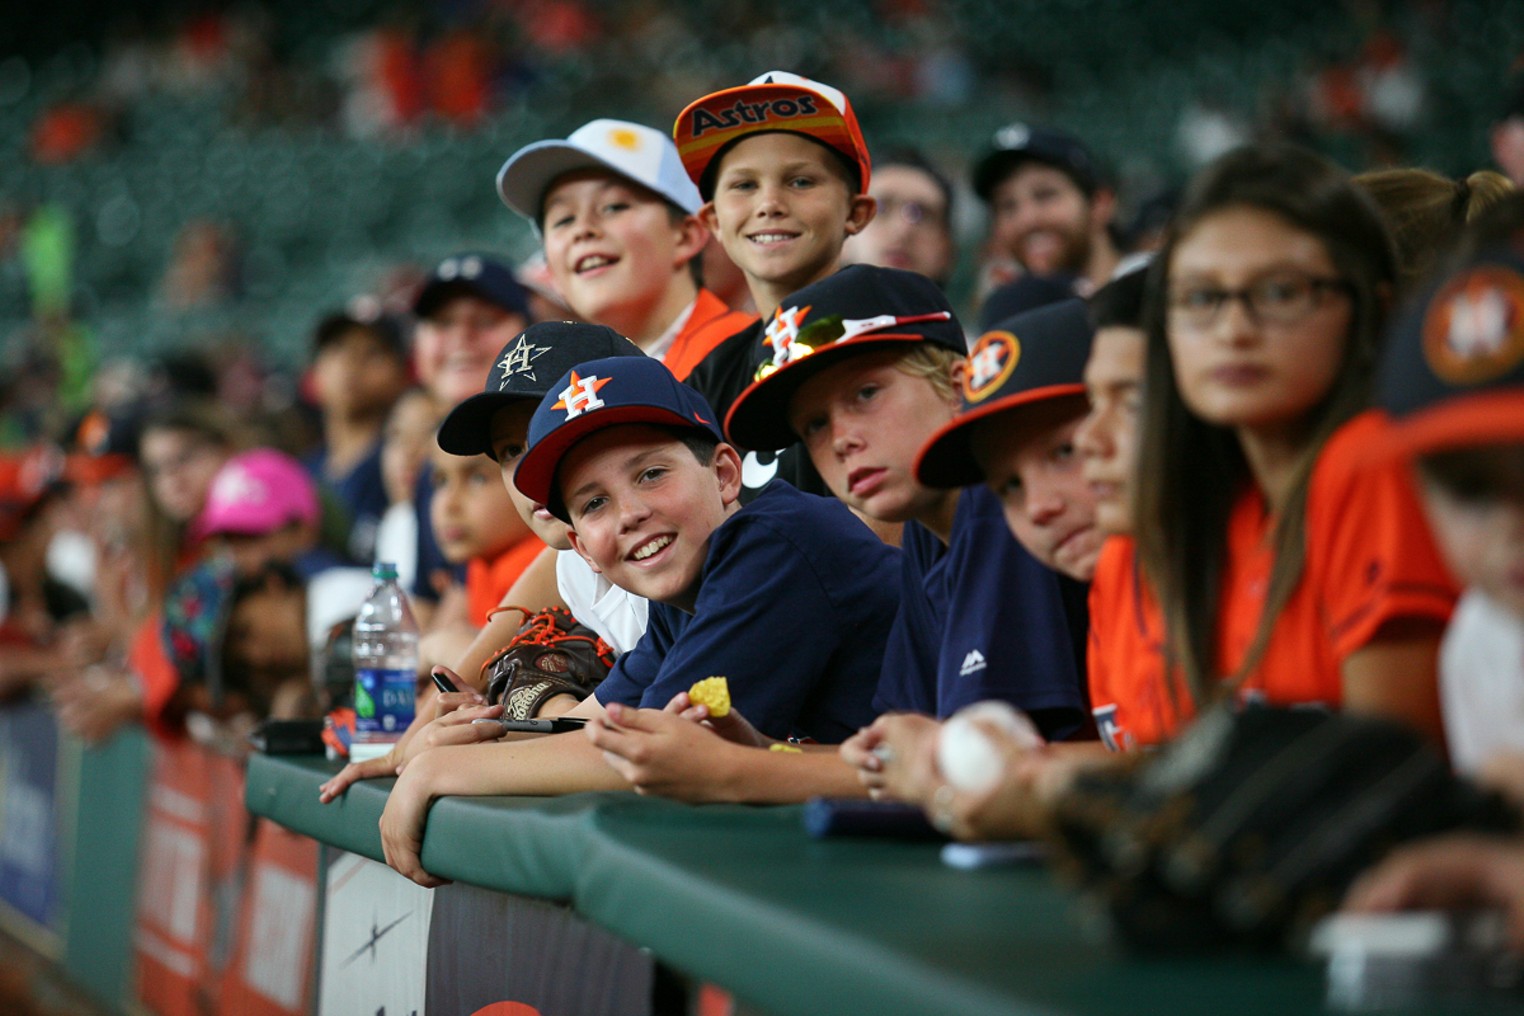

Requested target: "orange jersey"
[
  {"left": 662, "top": 288, "right": 756, "bottom": 382},
  {"left": 1086, "top": 536, "right": 1177, "bottom": 750},
  {"left": 467, "top": 535, "right": 548, "bottom": 626},
  {"left": 1216, "top": 410, "right": 1458, "bottom": 704},
  {"left": 1087, "top": 411, "right": 1459, "bottom": 750}
]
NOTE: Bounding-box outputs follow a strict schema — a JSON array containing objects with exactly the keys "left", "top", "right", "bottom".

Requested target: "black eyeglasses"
[{"left": 1168, "top": 273, "right": 1352, "bottom": 329}]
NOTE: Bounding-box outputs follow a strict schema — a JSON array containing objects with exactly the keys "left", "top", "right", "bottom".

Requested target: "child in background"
[
  {"left": 303, "top": 305, "right": 412, "bottom": 564},
  {"left": 193, "top": 448, "right": 342, "bottom": 581},
  {"left": 406, "top": 253, "right": 532, "bottom": 621},
  {"left": 372, "top": 386, "right": 441, "bottom": 589},
  {"left": 674, "top": 71, "right": 878, "bottom": 505},
  {"left": 418, "top": 439, "right": 540, "bottom": 664},
  {"left": 372, "top": 355, "right": 899, "bottom": 885}
]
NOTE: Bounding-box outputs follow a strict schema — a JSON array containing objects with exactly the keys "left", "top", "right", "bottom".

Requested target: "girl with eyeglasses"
[{"left": 1132, "top": 144, "right": 1459, "bottom": 745}]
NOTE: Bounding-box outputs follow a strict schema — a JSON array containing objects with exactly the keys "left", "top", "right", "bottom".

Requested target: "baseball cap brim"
[
  {"left": 724, "top": 333, "right": 934, "bottom": 453},
  {"left": 497, "top": 141, "right": 690, "bottom": 224},
  {"left": 437, "top": 391, "right": 522, "bottom": 458},
  {"left": 1380, "top": 392, "right": 1524, "bottom": 462},
  {"left": 914, "top": 384, "right": 1087, "bottom": 488},
  {"left": 515, "top": 404, "right": 721, "bottom": 517}
]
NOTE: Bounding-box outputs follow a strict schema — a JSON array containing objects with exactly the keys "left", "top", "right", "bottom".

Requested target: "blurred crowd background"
[{"left": 2, "top": 0, "right": 1522, "bottom": 448}]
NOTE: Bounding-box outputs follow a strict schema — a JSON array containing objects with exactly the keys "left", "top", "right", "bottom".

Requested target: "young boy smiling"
[
  {"left": 675, "top": 71, "right": 877, "bottom": 503},
  {"left": 372, "top": 355, "right": 899, "bottom": 886},
  {"left": 496, "top": 119, "right": 753, "bottom": 380}
]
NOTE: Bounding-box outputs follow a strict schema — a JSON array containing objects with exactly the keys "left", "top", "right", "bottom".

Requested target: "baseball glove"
[
  {"left": 1046, "top": 704, "right": 1521, "bottom": 953},
  {"left": 480, "top": 607, "right": 615, "bottom": 720}
]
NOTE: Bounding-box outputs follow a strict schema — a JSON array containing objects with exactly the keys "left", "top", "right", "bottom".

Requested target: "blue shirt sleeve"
[{"left": 872, "top": 521, "right": 943, "bottom": 715}]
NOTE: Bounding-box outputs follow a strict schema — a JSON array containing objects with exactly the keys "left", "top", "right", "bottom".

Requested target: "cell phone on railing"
[{"left": 471, "top": 717, "right": 588, "bottom": 734}]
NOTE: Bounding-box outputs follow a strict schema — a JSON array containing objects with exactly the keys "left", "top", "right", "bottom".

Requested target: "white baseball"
[{"left": 935, "top": 701, "right": 1043, "bottom": 794}]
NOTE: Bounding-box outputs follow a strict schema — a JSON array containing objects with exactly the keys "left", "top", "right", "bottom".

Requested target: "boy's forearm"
[
  {"left": 421, "top": 731, "right": 632, "bottom": 798},
  {"left": 721, "top": 746, "right": 868, "bottom": 805}
]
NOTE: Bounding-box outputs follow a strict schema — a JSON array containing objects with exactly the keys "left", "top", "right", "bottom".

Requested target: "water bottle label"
[{"left": 354, "top": 667, "right": 416, "bottom": 735}]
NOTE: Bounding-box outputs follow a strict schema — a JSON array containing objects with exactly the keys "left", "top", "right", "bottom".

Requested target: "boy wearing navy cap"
[
  {"left": 319, "top": 321, "right": 652, "bottom": 804},
  {"left": 375, "top": 356, "right": 898, "bottom": 884}
]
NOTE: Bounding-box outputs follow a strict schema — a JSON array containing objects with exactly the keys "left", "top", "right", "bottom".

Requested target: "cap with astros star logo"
[
  {"left": 436, "top": 322, "right": 644, "bottom": 459},
  {"left": 914, "top": 298, "right": 1094, "bottom": 489},
  {"left": 724, "top": 264, "right": 965, "bottom": 453},
  {"left": 1378, "top": 238, "right": 1524, "bottom": 458},
  {"left": 515, "top": 355, "right": 724, "bottom": 519}
]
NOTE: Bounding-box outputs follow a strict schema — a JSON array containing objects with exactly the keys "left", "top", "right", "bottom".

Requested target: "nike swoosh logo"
[{"left": 741, "top": 452, "right": 780, "bottom": 490}]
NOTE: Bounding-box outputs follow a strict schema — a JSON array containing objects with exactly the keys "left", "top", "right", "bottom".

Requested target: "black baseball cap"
[
  {"left": 972, "top": 122, "right": 1102, "bottom": 201},
  {"left": 413, "top": 252, "right": 531, "bottom": 320},
  {"left": 1378, "top": 240, "right": 1524, "bottom": 458},
  {"left": 725, "top": 264, "right": 966, "bottom": 452},
  {"left": 311, "top": 302, "right": 409, "bottom": 360},
  {"left": 915, "top": 298, "right": 1094, "bottom": 488},
  {"left": 436, "top": 322, "right": 644, "bottom": 458},
  {"left": 515, "top": 355, "right": 724, "bottom": 520}
]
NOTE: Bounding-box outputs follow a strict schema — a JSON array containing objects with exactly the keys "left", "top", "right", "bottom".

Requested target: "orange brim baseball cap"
[
  {"left": 1378, "top": 243, "right": 1524, "bottom": 459},
  {"left": 673, "top": 71, "right": 871, "bottom": 197}
]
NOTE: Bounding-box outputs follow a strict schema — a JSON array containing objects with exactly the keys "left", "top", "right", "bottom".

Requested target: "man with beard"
[{"left": 972, "top": 123, "right": 1123, "bottom": 320}]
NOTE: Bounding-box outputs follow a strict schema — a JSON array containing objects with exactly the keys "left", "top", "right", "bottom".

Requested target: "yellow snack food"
[
  {"left": 768, "top": 743, "right": 802, "bottom": 754},
  {"left": 687, "top": 676, "right": 731, "bottom": 718}
]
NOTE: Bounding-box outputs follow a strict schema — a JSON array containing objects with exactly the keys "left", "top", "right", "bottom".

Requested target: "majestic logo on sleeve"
[
  {"left": 963, "top": 331, "right": 1021, "bottom": 402},
  {"left": 1421, "top": 266, "right": 1524, "bottom": 386},
  {"left": 553, "top": 371, "right": 613, "bottom": 419},
  {"left": 495, "top": 336, "right": 550, "bottom": 386},
  {"left": 755, "top": 304, "right": 813, "bottom": 379}
]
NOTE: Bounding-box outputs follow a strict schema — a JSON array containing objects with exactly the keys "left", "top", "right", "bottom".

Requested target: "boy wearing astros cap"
[
  {"left": 496, "top": 119, "right": 753, "bottom": 380},
  {"left": 674, "top": 71, "right": 880, "bottom": 507},
  {"left": 376, "top": 356, "right": 898, "bottom": 885}
]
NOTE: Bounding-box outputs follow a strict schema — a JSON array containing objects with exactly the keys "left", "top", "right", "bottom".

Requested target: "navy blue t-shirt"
[
  {"left": 873, "top": 484, "right": 1088, "bottom": 739},
  {"left": 594, "top": 481, "right": 899, "bottom": 744}
]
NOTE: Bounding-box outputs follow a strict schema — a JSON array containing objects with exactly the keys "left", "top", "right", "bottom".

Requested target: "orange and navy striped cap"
[{"left": 673, "top": 71, "right": 871, "bottom": 198}]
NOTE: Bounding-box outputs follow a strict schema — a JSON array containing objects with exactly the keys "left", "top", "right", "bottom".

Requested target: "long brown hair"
[
  {"left": 1353, "top": 167, "right": 1514, "bottom": 295},
  {"left": 1134, "top": 145, "right": 1397, "bottom": 705}
]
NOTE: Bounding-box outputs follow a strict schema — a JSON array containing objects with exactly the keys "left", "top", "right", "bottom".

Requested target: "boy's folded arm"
[{"left": 412, "top": 729, "right": 634, "bottom": 798}]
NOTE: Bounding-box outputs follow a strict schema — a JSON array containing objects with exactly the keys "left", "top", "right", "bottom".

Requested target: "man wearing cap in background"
[
  {"left": 408, "top": 251, "right": 532, "bottom": 618},
  {"left": 304, "top": 302, "right": 412, "bottom": 564},
  {"left": 972, "top": 123, "right": 1123, "bottom": 320},
  {"left": 497, "top": 118, "right": 754, "bottom": 381}
]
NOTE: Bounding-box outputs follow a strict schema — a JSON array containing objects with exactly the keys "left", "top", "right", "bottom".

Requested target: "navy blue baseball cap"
[
  {"left": 972, "top": 122, "right": 1102, "bottom": 201},
  {"left": 915, "top": 298, "right": 1094, "bottom": 488},
  {"left": 413, "top": 252, "right": 531, "bottom": 320},
  {"left": 724, "top": 264, "right": 965, "bottom": 453},
  {"left": 515, "top": 356, "right": 724, "bottom": 519},
  {"left": 1378, "top": 240, "right": 1524, "bottom": 458},
  {"left": 436, "top": 322, "right": 644, "bottom": 458}
]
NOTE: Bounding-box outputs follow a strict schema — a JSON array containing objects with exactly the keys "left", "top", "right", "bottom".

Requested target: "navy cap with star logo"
[
  {"left": 724, "top": 264, "right": 966, "bottom": 453},
  {"left": 1378, "top": 239, "right": 1524, "bottom": 459},
  {"left": 915, "top": 298, "right": 1094, "bottom": 489},
  {"left": 436, "top": 322, "right": 644, "bottom": 458},
  {"left": 514, "top": 355, "right": 724, "bottom": 520},
  {"left": 413, "top": 251, "right": 532, "bottom": 320}
]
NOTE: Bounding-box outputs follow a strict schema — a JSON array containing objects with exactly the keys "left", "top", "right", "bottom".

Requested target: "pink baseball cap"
[{"left": 193, "top": 448, "right": 319, "bottom": 540}]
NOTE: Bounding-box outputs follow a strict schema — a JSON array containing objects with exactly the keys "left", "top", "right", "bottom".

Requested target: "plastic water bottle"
[{"left": 350, "top": 561, "right": 419, "bottom": 762}]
